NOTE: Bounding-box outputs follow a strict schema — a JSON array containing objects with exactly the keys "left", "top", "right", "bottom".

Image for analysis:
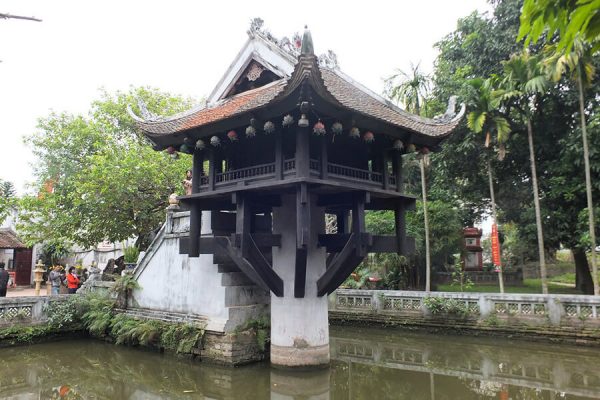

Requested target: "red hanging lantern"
[
  {"left": 363, "top": 131, "right": 375, "bottom": 143},
  {"left": 313, "top": 121, "right": 326, "bottom": 135},
  {"left": 166, "top": 146, "right": 176, "bottom": 154},
  {"left": 227, "top": 130, "right": 238, "bottom": 141}
]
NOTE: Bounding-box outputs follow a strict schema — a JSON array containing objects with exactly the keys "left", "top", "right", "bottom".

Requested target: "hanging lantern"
[
  {"left": 245, "top": 126, "right": 256, "bottom": 138},
  {"left": 170, "top": 152, "right": 179, "bottom": 159},
  {"left": 263, "top": 121, "right": 275, "bottom": 134},
  {"left": 407, "top": 143, "right": 416, "bottom": 153},
  {"left": 393, "top": 139, "right": 404, "bottom": 150},
  {"left": 331, "top": 122, "right": 343, "bottom": 135},
  {"left": 227, "top": 130, "right": 238, "bottom": 141},
  {"left": 210, "top": 136, "right": 221, "bottom": 147},
  {"left": 313, "top": 120, "right": 326, "bottom": 135},
  {"left": 195, "top": 139, "right": 205, "bottom": 150},
  {"left": 298, "top": 114, "right": 309, "bottom": 127},
  {"left": 363, "top": 131, "right": 375, "bottom": 143},
  {"left": 282, "top": 114, "right": 294, "bottom": 127},
  {"left": 349, "top": 127, "right": 360, "bottom": 139},
  {"left": 179, "top": 143, "right": 191, "bottom": 153},
  {"left": 166, "top": 146, "right": 176, "bottom": 154},
  {"left": 420, "top": 146, "right": 430, "bottom": 155}
]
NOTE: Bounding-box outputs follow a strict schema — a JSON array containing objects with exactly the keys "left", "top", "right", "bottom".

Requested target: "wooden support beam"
[
  {"left": 192, "top": 149, "right": 204, "bottom": 193},
  {"left": 316, "top": 233, "right": 366, "bottom": 296},
  {"left": 320, "top": 135, "right": 328, "bottom": 179},
  {"left": 393, "top": 150, "right": 404, "bottom": 193},
  {"left": 336, "top": 210, "right": 350, "bottom": 234},
  {"left": 275, "top": 130, "right": 284, "bottom": 180},
  {"left": 235, "top": 193, "right": 251, "bottom": 257},
  {"left": 382, "top": 150, "right": 390, "bottom": 191},
  {"left": 395, "top": 203, "right": 406, "bottom": 256},
  {"left": 213, "top": 237, "right": 271, "bottom": 293},
  {"left": 317, "top": 192, "right": 370, "bottom": 208},
  {"left": 294, "top": 248, "right": 308, "bottom": 298},
  {"left": 188, "top": 203, "right": 202, "bottom": 258},
  {"left": 296, "top": 183, "right": 310, "bottom": 249},
  {"left": 295, "top": 125, "right": 310, "bottom": 178},
  {"left": 352, "top": 193, "right": 367, "bottom": 257},
  {"left": 208, "top": 148, "right": 216, "bottom": 191},
  {"left": 245, "top": 233, "right": 284, "bottom": 297}
]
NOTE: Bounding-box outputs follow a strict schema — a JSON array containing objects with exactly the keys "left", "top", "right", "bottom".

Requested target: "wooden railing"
[{"left": 197, "top": 158, "right": 398, "bottom": 190}]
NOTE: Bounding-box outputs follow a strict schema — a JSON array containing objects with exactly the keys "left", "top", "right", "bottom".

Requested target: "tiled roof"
[
  {"left": 134, "top": 80, "right": 287, "bottom": 135},
  {"left": 133, "top": 56, "right": 463, "bottom": 139},
  {"left": 0, "top": 229, "right": 26, "bottom": 249},
  {"left": 320, "top": 68, "right": 462, "bottom": 137}
]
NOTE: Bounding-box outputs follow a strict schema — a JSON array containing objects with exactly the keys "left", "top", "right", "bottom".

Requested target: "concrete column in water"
[{"left": 271, "top": 194, "right": 329, "bottom": 367}]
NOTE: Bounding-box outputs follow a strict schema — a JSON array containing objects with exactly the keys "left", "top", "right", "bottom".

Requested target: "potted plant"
[{"left": 123, "top": 245, "right": 140, "bottom": 270}]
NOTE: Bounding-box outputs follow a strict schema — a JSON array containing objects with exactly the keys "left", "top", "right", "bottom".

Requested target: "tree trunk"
[
  {"left": 420, "top": 156, "right": 431, "bottom": 292},
  {"left": 573, "top": 247, "right": 594, "bottom": 294},
  {"left": 577, "top": 73, "right": 598, "bottom": 295},
  {"left": 526, "top": 118, "right": 548, "bottom": 294},
  {"left": 488, "top": 159, "right": 505, "bottom": 293}
]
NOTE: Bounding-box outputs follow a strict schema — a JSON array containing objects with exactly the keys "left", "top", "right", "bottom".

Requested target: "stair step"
[
  {"left": 225, "top": 286, "right": 270, "bottom": 307},
  {"left": 221, "top": 271, "right": 254, "bottom": 286},
  {"left": 217, "top": 263, "right": 240, "bottom": 273}
]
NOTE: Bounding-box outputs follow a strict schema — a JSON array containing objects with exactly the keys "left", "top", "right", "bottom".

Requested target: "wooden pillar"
[
  {"left": 320, "top": 136, "right": 328, "bottom": 179},
  {"left": 393, "top": 151, "right": 404, "bottom": 193},
  {"left": 352, "top": 193, "right": 367, "bottom": 257},
  {"left": 395, "top": 202, "right": 406, "bottom": 255},
  {"left": 192, "top": 149, "right": 204, "bottom": 193},
  {"left": 296, "top": 125, "right": 310, "bottom": 178},
  {"left": 275, "top": 130, "right": 284, "bottom": 180},
  {"left": 235, "top": 193, "right": 251, "bottom": 258},
  {"left": 295, "top": 183, "right": 310, "bottom": 298},
  {"left": 208, "top": 148, "right": 216, "bottom": 191},
  {"left": 189, "top": 149, "right": 204, "bottom": 258},
  {"left": 382, "top": 150, "right": 390, "bottom": 190},
  {"left": 336, "top": 211, "right": 350, "bottom": 234}
]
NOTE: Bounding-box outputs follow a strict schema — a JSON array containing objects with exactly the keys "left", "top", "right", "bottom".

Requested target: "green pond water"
[{"left": 1, "top": 326, "right": 599, "bottom": 399}]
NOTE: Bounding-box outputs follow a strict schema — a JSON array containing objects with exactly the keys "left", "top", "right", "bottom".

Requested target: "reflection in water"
[{"left": 0, "top": 327, "right": 598, "bottom": 399}]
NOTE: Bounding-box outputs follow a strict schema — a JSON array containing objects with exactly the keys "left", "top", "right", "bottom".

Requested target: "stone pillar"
[
  {"left": 271, "top": 194, "right": 330, "bottom": 368},
  {"left": 270, "top": 369, "right": 330, "bottom": 399}
]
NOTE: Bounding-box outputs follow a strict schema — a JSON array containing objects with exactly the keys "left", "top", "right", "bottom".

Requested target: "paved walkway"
[{"left": 5, "top": 286, "right": 49, "bottom": 297}]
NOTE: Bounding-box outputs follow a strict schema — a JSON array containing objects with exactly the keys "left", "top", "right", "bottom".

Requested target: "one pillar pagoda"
[{"left": 131, "top": 25, "right": 464, "bottom": 368}]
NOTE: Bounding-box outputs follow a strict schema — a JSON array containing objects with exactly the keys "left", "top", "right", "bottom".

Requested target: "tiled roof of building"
[
  {"left": 0, "top": 229, "right": 27, "bottom": 249},
  {"left": 131, "top": 31, "right": 464, "bottom": 141}
]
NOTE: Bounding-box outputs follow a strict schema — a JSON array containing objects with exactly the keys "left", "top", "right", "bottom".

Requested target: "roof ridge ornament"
[{"left": 300, "top": 25, "right": 314, "bottom": 56}]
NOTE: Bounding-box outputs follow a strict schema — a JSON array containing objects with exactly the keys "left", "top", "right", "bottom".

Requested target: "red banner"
[{"left": 491, "top": 223, "right": 502, "bottom": 269}]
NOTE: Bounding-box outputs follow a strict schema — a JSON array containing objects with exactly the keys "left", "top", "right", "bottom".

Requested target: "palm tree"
[
  {"left": 544, "top": 38, "right": 598, "bottom": 295},
  {"left": 499, "top": 51, "right": 551, "bottom": 294},
  {"left": 386, "top": 62, "right": 432, "bottom": 291},
  {"left": 385, "top": 62, "right": 431, "bottom": 115},
  {"left": 467, "top": 77, "right": 512, "bottom": 293}
]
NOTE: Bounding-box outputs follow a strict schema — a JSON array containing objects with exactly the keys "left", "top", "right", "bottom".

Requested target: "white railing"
[{"left": 330, "top": 289, "right": 600, "bottom": 326}]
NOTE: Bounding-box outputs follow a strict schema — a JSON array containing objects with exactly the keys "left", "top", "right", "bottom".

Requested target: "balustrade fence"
[
  {"left": 0, "top": 296, "right": 69, "bottom": 326},
  {"left": 330, "top": 289, "right": 600, "bottom": 326}
]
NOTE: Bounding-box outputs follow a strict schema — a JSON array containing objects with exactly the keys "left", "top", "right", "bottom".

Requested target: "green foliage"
[
  {"left": 44, "top": 296, "right": 83, "bottom": 329},
  {"left": 40, "top": 241, "right": 71, "bottom": 266},
  {"left": 0, "top": 325, "right": 54, "bottom": 345},
  {"left": 80, "top": 294, "right": 116, "bottom": 336},
  {"left": 160, "top": 323, "right": 205, "bottom": 354},
  {"left": 111, "top": 274, "right": 141, "bottom": 296},
  {"left": 236, "top": 315, "right": 270, "bottom": 351},
  {"left": 18, "top": 87, "right": 195, "bottom": 250},
  {"left": 518, "top": 0, "right": 600, "bottom": 53},
  {"left": 384, "top": 62, "right": 431, "bottom": 115},
  {"left": 451, "top": 259, "right": 474, "bottom": 291},
  {"left": 423, "top": 296, "right": 470, "bottom": 318},
  {"left": 122, "top": 245, "right": 140, "bottom": 263}
]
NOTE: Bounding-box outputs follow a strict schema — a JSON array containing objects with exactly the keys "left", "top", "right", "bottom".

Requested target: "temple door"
[{"left": 14, "top": 248, "right": 33, "bottom": 286}]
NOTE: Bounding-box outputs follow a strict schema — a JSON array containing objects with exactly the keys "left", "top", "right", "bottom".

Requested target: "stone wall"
[
  {"left": 0, "top": 295, "right": 69, "bottom": 327},
  {"left": 329, "top": 289, "right": 600, "bottom": 345}
]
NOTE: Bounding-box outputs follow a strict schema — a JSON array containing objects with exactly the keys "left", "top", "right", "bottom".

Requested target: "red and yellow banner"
[{"left": 491, "top": 223, "right": 502, "bottom": 268}]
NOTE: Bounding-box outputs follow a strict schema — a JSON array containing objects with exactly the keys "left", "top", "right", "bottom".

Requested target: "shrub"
[{"left": 423, "top": 296, "right": 470, "bottom": 318}]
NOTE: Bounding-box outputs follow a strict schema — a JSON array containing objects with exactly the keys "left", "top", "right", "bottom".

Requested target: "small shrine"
[
  {"left": 131, "top": 22, "right": 464, "bottom": 367},
  {"left": 463, "top": 227, "right": 483, "bottom": 271}
]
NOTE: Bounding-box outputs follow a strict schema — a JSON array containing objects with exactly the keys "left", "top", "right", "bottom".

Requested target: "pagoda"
[{"left": 131, "top": 22, "right": 464, "bottom": 367}]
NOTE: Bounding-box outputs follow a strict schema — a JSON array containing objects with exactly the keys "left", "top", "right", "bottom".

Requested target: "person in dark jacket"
[{"left": 0, "top": 262, "right": 9, "bottom": 297}]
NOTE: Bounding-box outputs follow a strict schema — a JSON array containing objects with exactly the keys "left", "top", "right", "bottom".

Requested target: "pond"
[{"left": 1, "top": 326, "right": 599, "bottom": 399}]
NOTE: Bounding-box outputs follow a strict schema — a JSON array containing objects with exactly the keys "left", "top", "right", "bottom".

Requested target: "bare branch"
[{"left": 0, "top": 13, "right": 42, "bottom": 22}]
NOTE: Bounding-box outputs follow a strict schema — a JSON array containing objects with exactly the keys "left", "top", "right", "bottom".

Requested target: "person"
[
  {"left": 183, "top": 170, "right": 193, "bottom": 196},
  {"left": 0, "top": 262, "right": 9, "bottom": 297},
  {"left": 48, "top": 265, "right": 63, "bottom": 295},
  {"left": 66, "top": 267, "right": 80, "bottom": 294}
]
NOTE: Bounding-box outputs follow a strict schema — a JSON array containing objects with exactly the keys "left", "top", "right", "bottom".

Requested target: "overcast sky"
[{"left": 0, "top": 0, "right": 491, "bottom": 194}]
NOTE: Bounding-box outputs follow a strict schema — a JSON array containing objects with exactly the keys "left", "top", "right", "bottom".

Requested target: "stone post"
[
  {"left": 33, "top": 260, "right": 45, "bottom": 296},
  {"left": 270, "top": 194, "right": 330, "bottom": 368}
]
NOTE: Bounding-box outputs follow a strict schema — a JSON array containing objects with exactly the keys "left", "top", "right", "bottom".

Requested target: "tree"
[
  {"left": 18, "top": 87, "right": 194, "bottom": 251},
  {"left": 518, "top": 0, "right": 600, "bottom": 53},
  {"left": 544, "top": 38, "right": 599, "bottom": 294},
  {"left": 385, "top": 62, "right": 431, "bottom": 115},
  {"left": 0, "top": 179, "right": 16, "bottom": 225},
  {"left": 498, "top": 51, "right": 551, "bottom": 293},
  {"left": 466, "top": 77, "right": 512, "bottom": 292}
]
